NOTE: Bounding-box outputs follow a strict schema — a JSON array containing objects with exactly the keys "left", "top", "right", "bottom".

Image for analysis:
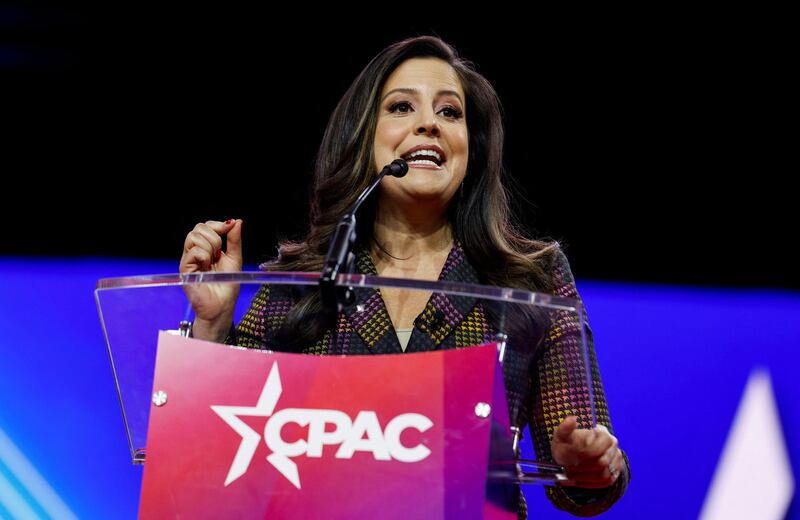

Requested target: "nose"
[
  {"left": 415, "top": 123, "right": 440, "bottom": 137},
  {"left": 414, "top": 108, "right": 440, "bottom": 137}
]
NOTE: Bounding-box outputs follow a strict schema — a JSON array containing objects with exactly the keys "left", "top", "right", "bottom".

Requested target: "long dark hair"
[{"left": 265, "top": 35, "right": 562, "bottom": 350}]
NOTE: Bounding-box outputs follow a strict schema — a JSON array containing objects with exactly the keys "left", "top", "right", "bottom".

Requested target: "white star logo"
[{"left": 210, "top": 362, "right": 301, "bottom": 488}]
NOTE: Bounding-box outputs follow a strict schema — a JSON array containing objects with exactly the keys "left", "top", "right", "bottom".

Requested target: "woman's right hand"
[{"left": 179, "top": 219, "right": 243, "bottom": 339}]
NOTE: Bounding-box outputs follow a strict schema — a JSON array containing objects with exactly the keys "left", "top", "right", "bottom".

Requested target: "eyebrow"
[{"left": 381, "top": 88, "right": 463, "bottom": 104}]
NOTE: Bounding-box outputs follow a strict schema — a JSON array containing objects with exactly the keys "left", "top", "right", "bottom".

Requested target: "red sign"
[{"left": 139, "top": 333, "right": 515, "bottom": 519}]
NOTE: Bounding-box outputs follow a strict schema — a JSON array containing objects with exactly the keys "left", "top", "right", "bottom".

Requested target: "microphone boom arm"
[{"left": 319, "top": 159, "right": 408, "bottom": 313}]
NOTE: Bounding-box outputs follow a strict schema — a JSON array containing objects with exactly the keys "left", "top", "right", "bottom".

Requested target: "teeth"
[
  {"left": 407, "top": 159, "right": 440, "bottom": 167},
  {"left": 405, "top": 149, "right": 442, "bottom": 162}
]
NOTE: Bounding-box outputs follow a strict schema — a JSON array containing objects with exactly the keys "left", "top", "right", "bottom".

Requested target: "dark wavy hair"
[{"left": 265, "top": 35, "right": 562, "bottom": 350}]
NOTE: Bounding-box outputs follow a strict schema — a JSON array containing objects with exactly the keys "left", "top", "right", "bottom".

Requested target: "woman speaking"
[{"left": 179, "top": 35, "right": 630, "bottom": 518}]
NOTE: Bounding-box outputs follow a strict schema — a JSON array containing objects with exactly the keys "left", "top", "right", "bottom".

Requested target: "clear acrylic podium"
[{"left": 95, "top": 271, "right": 596, "bottom": 518}]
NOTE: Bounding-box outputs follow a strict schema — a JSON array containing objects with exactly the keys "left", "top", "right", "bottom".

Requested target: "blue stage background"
[{"left": 0, "top": 256, "right": 797, "bottom": 519}]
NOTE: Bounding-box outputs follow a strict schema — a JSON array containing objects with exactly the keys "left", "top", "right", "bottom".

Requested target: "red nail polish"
[
  {"left": 225, "top": 219, "right": 233, "bottom": 225},
  {"left": 215, "top": 250, "right": 222, "bottom": 260}
]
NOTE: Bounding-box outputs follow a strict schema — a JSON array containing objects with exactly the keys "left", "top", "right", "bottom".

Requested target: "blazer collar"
[{"left": 341, "top": 240, "right": 481, "bottom": 354}]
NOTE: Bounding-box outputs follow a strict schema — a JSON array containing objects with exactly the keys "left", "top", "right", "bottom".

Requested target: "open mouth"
[{"left": 401, "top": 149, "right": 445, "bottom": 168}]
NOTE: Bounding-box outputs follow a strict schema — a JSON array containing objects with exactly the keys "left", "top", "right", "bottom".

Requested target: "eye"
[
  {"left": 440, "top": 106, "right": 464, "bottom": 119},
  {"left": 388, "top": 101, "right": 413, "bottom": 113},
  {"left": 386, "top": 101, "right": 464, "bottom": 120}
]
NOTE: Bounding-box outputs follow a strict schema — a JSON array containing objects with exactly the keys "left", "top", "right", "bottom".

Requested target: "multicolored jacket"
[{"left": 225, "top": 241, "right": 630, "bottom": 517}]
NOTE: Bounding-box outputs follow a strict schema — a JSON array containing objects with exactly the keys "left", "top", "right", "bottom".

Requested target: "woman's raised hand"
[{"left": 179, "top": 219, "right": 243, "bottom": 341}]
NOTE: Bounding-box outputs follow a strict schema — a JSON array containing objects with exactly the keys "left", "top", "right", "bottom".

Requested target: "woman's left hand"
[{"left": 550, "top": 415, "right": 624, "bottom": 489}]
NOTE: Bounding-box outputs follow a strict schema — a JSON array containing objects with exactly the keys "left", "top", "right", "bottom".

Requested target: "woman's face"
[{"left": 373, "top": 57, "right": 468, "bottom": 207}]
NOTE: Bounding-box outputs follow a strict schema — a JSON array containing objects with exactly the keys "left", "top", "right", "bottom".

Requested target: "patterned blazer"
[{"left": 226, "top": 241, "right": 630, "bottom": 518}]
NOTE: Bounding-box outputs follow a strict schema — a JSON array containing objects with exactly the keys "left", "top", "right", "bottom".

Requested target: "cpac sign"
[{"left": 211, "top": 362, "right": 433, "bottom": 489}]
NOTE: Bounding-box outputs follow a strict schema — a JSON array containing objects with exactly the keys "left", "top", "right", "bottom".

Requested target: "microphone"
[
  {"left": 416, "top": 310, "right": 445, "bottom": 329},
  {"left": 433, "top": 310, "right": 445, "bottom": 327},
  {"left": 376, "top": 159, "right": 409, "bottom": 180},
  {"left": 320, "top": 159, "right": 409, "bottom": 313}
]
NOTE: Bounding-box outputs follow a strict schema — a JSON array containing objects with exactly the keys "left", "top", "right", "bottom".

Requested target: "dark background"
[{"left": 2, "top": 6, "right": 792, "bottom": 288}]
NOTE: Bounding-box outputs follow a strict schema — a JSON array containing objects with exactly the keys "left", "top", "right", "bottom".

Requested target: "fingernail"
[
  {"left": 225, "top": 219, "right": 233, "bottom": 225},
  {"left": 215, "top": 250, "right": 222, "bottom": 260}
]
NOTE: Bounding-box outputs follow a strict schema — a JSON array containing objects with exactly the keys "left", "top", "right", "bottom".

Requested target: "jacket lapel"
[
  {"left": 406, "top": 241, "right": 481, "bottom": 352},
  {"left": 342, "top": 241, "right": 481, "bottom": 354},
  {"left": 339, "top": 245, "right": 403, "bottom": 354}
]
